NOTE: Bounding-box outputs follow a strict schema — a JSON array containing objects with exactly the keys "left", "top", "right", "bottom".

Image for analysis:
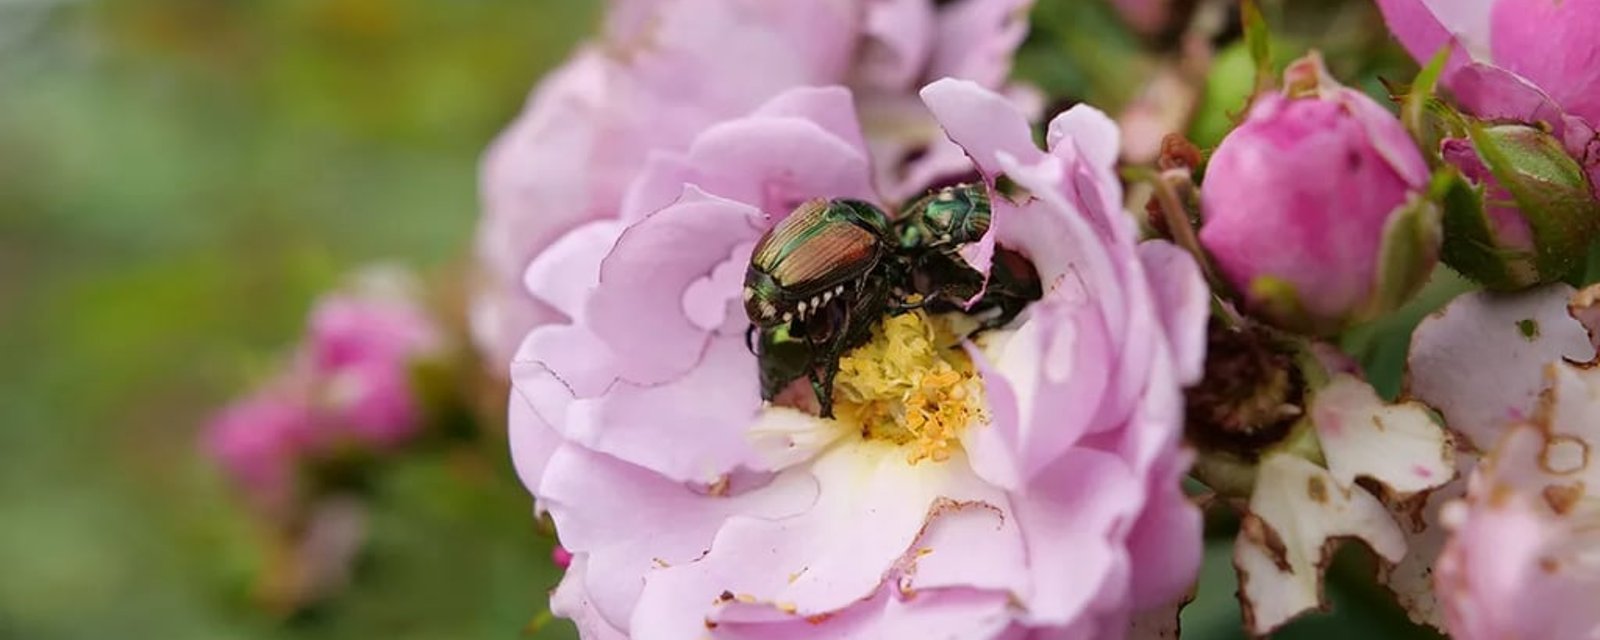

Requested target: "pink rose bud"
[
  {"left": 1438, "top": 124, "right": 1600, "bottom": 290},
  {"left": 1199, "top": 53, "right": 1437, "bottom": 335}
]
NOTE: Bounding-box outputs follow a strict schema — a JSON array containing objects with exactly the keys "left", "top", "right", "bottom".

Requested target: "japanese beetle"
[
  {"left": 894, "top": 183, "right": 991, "bottom": 252},
  {"left": 743, "top": 185, "right": 1034, "bottom": 418},
  {"left": 744, "top": 198, "right": 901, "bottom": 417},
  {"left": 892, "top": 183, "right": 996, "bottom": 310},
  {"left": 894, "top": 185, "right": 1040, "bottom": 330}
]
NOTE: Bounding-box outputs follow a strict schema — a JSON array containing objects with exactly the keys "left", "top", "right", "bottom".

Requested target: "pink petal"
[
  {"left": 550, "top": 554, "right": 630, "bottom": 640},
  {"left": 1311, "top": 374, "right": 1456, "bottom": 496},
  {"left": 1379, "top": 454, "right": 1473, "bottom": 631},
  {"left": 621, "top": 95, "right": 877, "bottom": 222},
  {"left": 1235, "top": 454, "right": 1407, "bottom": 635},
  {"left": 1122, "top": 450, "right": 1203, "bottom": 611},
  {"left": 711, "top": 586, "right": 1019, "bottom": 640},
  {"left": 855, "top": 0, "right": 936, "bottom": 92},
  {"left": 1448, "top": 63, "right": 1577, "bottom": 136},
  {"left": 564, "top": 334, "right": 764, "bottom": 483},
  {"left": 920, "top": 79, "right": 1042, "bottom": 179},
  {"left": 522, "top": 220, "right": 625, "bottom": 323},
  {"left": 1009, "top": 448, "right": 1139, "bottom": 625},
  {"left": 926, "top": 0, "right": 1035, "bottom": 89},
  {"left": 586, "top": 188, "right": 765, "bottom": 386},
  {"left": 475, "top": 52, "right": 637, "bottom": 367},
  {"left": 1136, "top": 241, "right": 1209, "bottom": 386},
  {"left": 679, "top": 115, "right": 877, "bottom": 218},
  {"left": 1373, "top": 0, "right": 1484, "bottom": 69},
  {"left": 630, "top": 443, "right": 1012, "bottom": 636},
  {"left": 1045, "top": 104, "right": 1124, "bottom": 230},
  {"left": 961, "top": 339, "right": 1026, "bottom": 491},
  {"left": 540, "top": 444, "right": 818, "bottom": 633},
  {"left": 1488, "top": 0, "right": 1600, "bottom": 126},
  {"left": 749, "top": 86, "right": 872, "bottom": 158}
]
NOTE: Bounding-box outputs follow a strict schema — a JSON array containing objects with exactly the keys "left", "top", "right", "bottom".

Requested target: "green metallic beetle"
[
  {"left": 743, "top": 198, "right": 900, "bottom": 417},
  {"left": 743, "top": 184, "right": 1031, "bottom": 417},
  {"left": 893, "top": 183, "right": 992, "bottom": 253}
]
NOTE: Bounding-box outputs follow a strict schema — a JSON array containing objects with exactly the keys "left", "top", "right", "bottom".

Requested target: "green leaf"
[{"left": 1242, "top": 0, "right": 1274, "bottom": 97}]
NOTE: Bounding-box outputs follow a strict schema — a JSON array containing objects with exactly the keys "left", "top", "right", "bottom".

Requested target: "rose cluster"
[{"left": 197, "top": 0, "right": 1600, "bottom": 637}]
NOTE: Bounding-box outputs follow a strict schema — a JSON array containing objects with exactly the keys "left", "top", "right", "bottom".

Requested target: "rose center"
[{"left": 830, "top": 310, "right": 986, "bottom": 465}]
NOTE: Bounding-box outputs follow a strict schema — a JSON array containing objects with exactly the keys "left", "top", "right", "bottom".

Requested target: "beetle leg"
[
  {"left": 886, "top": 291, "right": 934, "bottom": 315},
  {"left": 745, "top": 324, "right": 758, "bottom": 355},
  {"left": 809, "top": 366, "right": 834, "bottom": 419}
]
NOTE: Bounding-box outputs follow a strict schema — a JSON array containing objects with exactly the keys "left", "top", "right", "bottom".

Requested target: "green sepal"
[
  {"left": 1397, "top": 47, "right": 1454, "bottom": 167},
  {"left": 1371, "top": 191, "right": 1443, "bottom": 322},
  {"left": 1467, "top": 122, "right": 1600, "bottom": 285},
  {"left": 1435, "top": 165, "right": 1538, "bottom": 289}
]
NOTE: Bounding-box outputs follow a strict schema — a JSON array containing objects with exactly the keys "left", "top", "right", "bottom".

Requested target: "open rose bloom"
[{"left": 506, "top": 78, "right": 1208, "bottom": 638}]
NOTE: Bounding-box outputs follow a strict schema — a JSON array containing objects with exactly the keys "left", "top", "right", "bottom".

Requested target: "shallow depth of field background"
[{"left": 0, "top": 1, "right": 1440, "bottom": 638}]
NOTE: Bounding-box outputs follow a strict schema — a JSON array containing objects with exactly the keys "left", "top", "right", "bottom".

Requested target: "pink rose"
[{"left": 510, "top": 80, "right": 1209, "bottom": 638}]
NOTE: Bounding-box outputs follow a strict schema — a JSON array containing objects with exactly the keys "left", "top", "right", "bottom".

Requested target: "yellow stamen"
[{"left": 832, "top": 311, "right": 986, "bottom": 464}]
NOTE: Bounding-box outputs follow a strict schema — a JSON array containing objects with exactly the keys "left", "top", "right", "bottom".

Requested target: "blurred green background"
[
  {"left": 0, "top": 0, "right": 1441, "bottom": 638},
  {"left": 0, "top": 0, "right": 597, "bottom": 637}
]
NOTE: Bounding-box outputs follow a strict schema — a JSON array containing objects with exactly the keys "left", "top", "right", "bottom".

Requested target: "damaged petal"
[
  {"left": 1312, "top": 374, "right": 1456, "bottom": 497},
  {"left": 1234, "top": 453, "right": 1407, "bottom": 635}
]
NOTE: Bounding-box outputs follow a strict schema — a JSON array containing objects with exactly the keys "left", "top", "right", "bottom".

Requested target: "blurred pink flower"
[
  {"left": 206, "top": 268, "right": 444, "bottom": 504},
  {"left": 1410, "top": 284, "right": 1600, "bottom": 640},
  {"left": 473, "top": 0, "right": 1036, "bottom": 371},
  {"left": 1198, "top": 54, "right": 1433, "bottom": 334},
  {"left": 206, "top": 387, "right": 315, "bottom": 512},
  {"left": 307, "top": 272, "right": 443, "bottom": 446},
  {"left": 1375, "top": 0, "right": 1600, "bottom": 195},
  {"left": 510, "top": 80, "right": 1208, "bottom": 638}
]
